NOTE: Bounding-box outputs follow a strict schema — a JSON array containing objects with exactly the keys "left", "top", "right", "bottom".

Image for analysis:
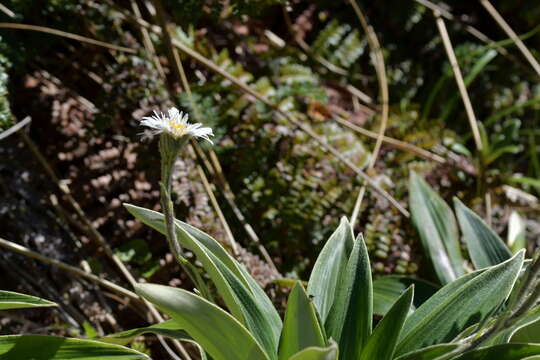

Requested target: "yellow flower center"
[{"left": 170, "top": 121, "right": 187, "bottom": 136}]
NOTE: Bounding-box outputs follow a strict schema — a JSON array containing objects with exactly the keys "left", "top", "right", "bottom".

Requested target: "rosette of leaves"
[{"left": 112, "top": 202, "right": 540, "bottom": 360}]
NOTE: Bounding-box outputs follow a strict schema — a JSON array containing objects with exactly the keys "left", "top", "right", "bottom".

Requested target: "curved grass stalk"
[{"left": 0, "top": 23, "right": 136, "bottom": 53}]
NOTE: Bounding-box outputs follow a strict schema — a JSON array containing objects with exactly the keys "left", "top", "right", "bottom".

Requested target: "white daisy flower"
[{"left": 141, "top": 107, "right": 214, "bottom": 144}]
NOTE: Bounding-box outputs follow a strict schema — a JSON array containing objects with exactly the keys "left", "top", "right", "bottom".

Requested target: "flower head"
[{"left": 141, "top": 107, "right": 213, "bottom": 144}]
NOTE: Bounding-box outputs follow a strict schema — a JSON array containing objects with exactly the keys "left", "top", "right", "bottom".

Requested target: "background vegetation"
[{"left": 0, "top": 0, "right": 539, "bottom": 357}]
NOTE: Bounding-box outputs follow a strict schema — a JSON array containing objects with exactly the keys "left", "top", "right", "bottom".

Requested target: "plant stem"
[{"left": 159, "top": 135, "right": 185, "bottom": 262}]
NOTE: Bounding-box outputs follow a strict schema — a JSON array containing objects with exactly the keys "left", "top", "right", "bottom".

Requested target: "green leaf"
[
  {"left": 124, "top": 204, "right": 281, "bottom": 359},
  {"left": 135, "top": 283, "right": 269, "bottom": 360},
  {"left": 394, "top": 344, "right": 459, "bottom": 360},
  {"left": 102, "top": 320, "right": 191, "bottom": 346},
  {"left": 510, "top": 308, "right": 540, "bottom": 343},
  {"left": 278, "top": 282, "right": 327, "bottom": 360},
  {"left": 484, "top": 306, "right": 540, "bottom": 345},
  {"left": 307, "top": 217, "right": 354, "bottom": 323},
  {"left": 372, "top": 276, "right": 439, "bottom": 316},
  {"left": 454, "top": 344, "right": 540, "bottom": 360},
  {"left": 288, "top": 341, "right": 338, "bottom": 360},
  {"left": 0, "top": 290, "right": 57, "bottom": 310},
  {"left": 409, "top": 172, "right": 465, "bottom": 284},
  {"left": 102, "top": 320, "right": 207, "bottom": 360},
  {"left": 507, "top": 211, "right": 527, "bottom": 253},
  {"left": 396, "top": 250, "right": 525, "bottom": 356},
  {"left": 454, "top": 197, "right": 512, "bottom": 269},
  {"left": 325, "top": 234, "right": 372, "bottom": 359},
  {"left": 0, "top": 335, "right": 148, "bottom": 359},
  {"left": 360, "top": 286, "right": 414, "bottom": 360}
]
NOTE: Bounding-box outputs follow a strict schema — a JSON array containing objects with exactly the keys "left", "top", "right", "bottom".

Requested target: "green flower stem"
[
  {"left": 158, "top": 134, "right": 214, "bottom": 301},
  {"left": 159, "top": 134, "right": 186, "bottom": 262}
]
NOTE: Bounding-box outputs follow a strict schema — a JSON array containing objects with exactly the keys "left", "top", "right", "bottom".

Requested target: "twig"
[
  {"left": 0, "top": 116, "right": 31, "bottom": 141},
  {"left": 0, "top": 3, "right": 15, "bottom": 18},
  {"left": 347, "top": 0, "right": 390, "bottom": 227},
  {"left": 0, "top": 23, "right": 136, "bottom": 53},
  {"left": 188, "top": 145, "right": 240, "bottom": 255},
  {"left": 129, "top": 0, "right": 165, "bottom": 78},
  {"left": 331, "top": 114, "right": 448, "bottom": 165},
  {"left": 479, "top": 0, "right": 540, "bottom": 78},
  {"left": 192, "top": 145, "right": 279, "bottom": 272},
  {"left": 0, "top": 237, "right": 139, "bottom": 301},
  {"left": 434, "top": 10, "right": 483, "bottom": 151}
]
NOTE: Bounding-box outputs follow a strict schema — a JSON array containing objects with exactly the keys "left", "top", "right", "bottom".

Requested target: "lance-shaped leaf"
[
  {"left": 454, "top": 197, "right": 512, "bottom": 269},
  {"left": 453, "top": 343, "right": 540, "bottom": 360},
  {"left": 278, "top": 282, "right": 327, "bottom": 360},
  {"left": 0, "top": 290, "right": 56, "bottom": 310},
  {"left": 396, "top": 250, "right": 524, "bottom": 356},
  {"left": 360, "top": 286, "right": 414, "bottom": 360},
  {"left": 372, "top": 276, "right": 438, "bottom": 316},
  {"left": 103, "top": 320, "right": 207, "bottom": 360},
  {"left": 307, "top": 217, "right": 354, "bottom": 323},
  {"left": 103, "top": 319, "right": 191, "bottom": 346},
  {"left": 510, "top": 309, "right": 540, "bottom": 343},
  {"left": 136, "top": 283, "right": 269, "bottom": 360},
  {"left": 288, "top": 341, "right": 339, "bottom": 360},
  {"left": 325, "top": 235, "right": 372, "bottom": 359},
  {"left": 409, "top": 172, "right": 465, "bottom": 284},
  {"left": 124, "top": 204, "right": 281, "bottom": 358},
  {"left": 0, "top": 335, "right": 148, "bottom": 359}
]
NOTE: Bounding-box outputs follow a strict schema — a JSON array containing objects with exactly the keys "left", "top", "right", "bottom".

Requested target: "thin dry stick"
[
  {"left": 434, "top": 10, "right": 492, "bottom": 224},
  {"left": 167, "top": 37, "right": 409, "bottom": 217},
  {"left": 0, "top": 3, "right": 15, "bottom": 18},
  {"left": 280, "top": 5, "right": 349, "bottom": 77},
  {"left": 193, "top": 145, "right": 279, "bottom": 272},
  {"left": 0, "top": 23, "right": 136, "bottom": 53},
  {"left": 348, "top": 0, "right": 390, "bottom": 227},
  {"left": 188, "top": 145, "right": 240, "bottom": 255},
  {"left": 434, "top": 10, "right": 483, "bottom": 151},
  {"left": 130, "top": 0, "right": 165, "bottom": 78},
  {"left": 414, "top": 0, "right": 538, "bottom": 77},
  {"left": 480, "top": 0, "right": 540, "bottom": 77},
  {"left": 0, "top": 116, "right": 31, "bottom": 141},
  {"left": 0, "top": 237, "right": 139, "bottom": 301},
  {"left": 20, "top": 132, "right": 189, "bottom": 360}
]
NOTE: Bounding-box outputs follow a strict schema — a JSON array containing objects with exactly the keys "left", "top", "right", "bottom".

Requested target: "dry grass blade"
[
  {"left": 347, "top": 0, "right": 391, "bottom": 226},
  {"left": 0, "top": 4, "right": 15, "bottom": 18},
  {"left": 0, "top": 116, "right": 31, "bottom": 141},
  {"left": 480, "top": 0, "right": 540, "bottom": 77},
  {"left": 188, "top": 144, "right": 240, "bottom": 255},
  {"left": 331, "top": 114, "right": 448, "bottom": 165},
  {"left": 0, "top": 23, "right": 136, "bottom": 53},
  {"left": 0, "top": 237, "right": 139, "bottom": 301},
  {"left": 433, "top": 10, "right": 483, "bottom": 152}
]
